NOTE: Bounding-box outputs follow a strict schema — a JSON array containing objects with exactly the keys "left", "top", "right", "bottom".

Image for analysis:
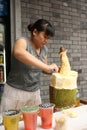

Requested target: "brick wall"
[{"left": 21, "top": 0, "right": 87, "bottom": 102}]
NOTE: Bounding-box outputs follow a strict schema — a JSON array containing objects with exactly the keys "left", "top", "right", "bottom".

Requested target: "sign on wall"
[{"left": 0, "top": 0, "right": 8, "bottom": 16}]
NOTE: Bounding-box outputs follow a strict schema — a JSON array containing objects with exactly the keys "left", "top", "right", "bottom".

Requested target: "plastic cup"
[
  {"left": 39, "top": 103, "right": 55, "bottom": 129},
  {"left": 3, "top": 110, "right": 20, "bottom": 130},
  {"left": 21, "top": 105, "right": 39, "bottom": 130}
]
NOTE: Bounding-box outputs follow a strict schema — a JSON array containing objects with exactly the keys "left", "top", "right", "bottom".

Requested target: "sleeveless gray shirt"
[{"left": 7, "top": 37, "right": 48, "bottom": 92}]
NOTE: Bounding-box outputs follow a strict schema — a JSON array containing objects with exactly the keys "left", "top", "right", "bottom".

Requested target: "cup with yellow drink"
[{"left": 3, "top": 110, "right": 20, "bottom": 130}]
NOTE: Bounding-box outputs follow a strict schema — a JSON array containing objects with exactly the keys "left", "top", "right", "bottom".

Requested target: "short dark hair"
[{"left": 27, "top": 19, "right": 55, "bottom": 37}]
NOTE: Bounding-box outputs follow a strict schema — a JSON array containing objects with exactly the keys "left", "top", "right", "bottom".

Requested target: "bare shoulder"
[
  {"left": 14, "top": 37, "right": 27, "bottom": 47},
  {"left": 16, "top": 37, "right": 27, "bottom": 44}
]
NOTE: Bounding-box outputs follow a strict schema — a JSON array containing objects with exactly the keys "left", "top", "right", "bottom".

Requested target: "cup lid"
[
  {"left": 39, "top": 103, "right": 55, "bottom": 108},
  {"left": 3, "top": 110, "right": 19, "bottom": 116},
  {"left": 21, "top": 105, "right": 39, "bottom": 113}
]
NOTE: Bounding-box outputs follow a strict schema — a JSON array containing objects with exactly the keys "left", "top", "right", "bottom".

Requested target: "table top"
[{"left": 0, "top": 105, "right": 87, "bottom": 130}]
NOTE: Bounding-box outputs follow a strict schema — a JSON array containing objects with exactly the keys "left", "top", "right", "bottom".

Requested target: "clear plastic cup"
[
  {"left": 3, "top": 110, "right": 20, "bottom": 130},
  {"left": 21, "top": 105, "right": 39, "bottom": 130},
  {"left": 39, "top": 103, "right": 55, "bottom": 129}
]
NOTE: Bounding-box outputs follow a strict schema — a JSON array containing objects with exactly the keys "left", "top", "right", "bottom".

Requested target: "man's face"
[{"left": 33, "top": 29, "right": 51, "bottom": 48}]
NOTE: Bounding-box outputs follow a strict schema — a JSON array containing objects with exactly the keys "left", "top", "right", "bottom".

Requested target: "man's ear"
[{"left": 33, "top": 29, "right": 38, "bottom": 36}]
